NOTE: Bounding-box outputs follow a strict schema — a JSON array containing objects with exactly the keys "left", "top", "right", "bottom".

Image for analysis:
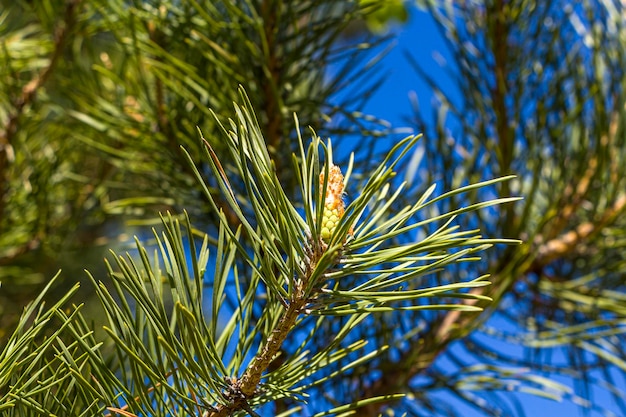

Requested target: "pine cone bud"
[{"left": 320, "top": 165, "right": 346, "bottom": 243}]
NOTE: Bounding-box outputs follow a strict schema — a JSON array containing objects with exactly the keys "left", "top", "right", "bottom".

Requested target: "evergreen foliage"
[
  {"left": 1, "top": 0, "right": 625, "bottom": 416},
  {"left": 1, "top": 91, "right": 517, "bottom": 415}
]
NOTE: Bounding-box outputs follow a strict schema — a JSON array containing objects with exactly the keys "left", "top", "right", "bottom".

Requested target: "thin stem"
[{"left": 208, "top": 239, "right": 323, "bottom": 416}]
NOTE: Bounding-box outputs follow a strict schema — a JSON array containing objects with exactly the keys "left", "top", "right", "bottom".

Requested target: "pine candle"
[{"left": 319, "top": 164, "right": 348, "bottom": 242}]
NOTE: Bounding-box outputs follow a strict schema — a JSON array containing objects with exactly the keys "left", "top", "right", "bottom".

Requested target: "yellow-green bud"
[
  {"left": 321, "top": 206, "right": 341, "bottom": 242},
  {"left": 319, "top": 164, "right": 353, "bottom": 244}
]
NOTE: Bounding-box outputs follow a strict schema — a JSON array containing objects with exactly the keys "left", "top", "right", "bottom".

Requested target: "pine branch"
[
  {"left": 405, "top": 1, "right": 626, "bottom": 415},
  {"left": 67, "top": 94, "right": 515, "bottom": 416},
  {"left": 1, "top": 113, "right": 516, "bottom": 417},
  {"left": 487, "top": 0, "right": 512, "bottom": 170}
]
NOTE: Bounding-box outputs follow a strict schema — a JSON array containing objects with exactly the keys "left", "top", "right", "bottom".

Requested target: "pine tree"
[{"left": 1, "top": 1, "right": 625, "bottom": 416}]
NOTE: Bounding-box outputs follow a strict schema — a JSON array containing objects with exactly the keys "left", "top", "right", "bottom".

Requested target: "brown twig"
[
  {"left": 489, "top": 0, "right": 511, "bottom": 170},
  {"left": 0, "top": 239, "right": 41, "bottom": 266},
  {"left": 534, "top": 193, "right": 626, "bottom": 269},
  {"left": 532, "top": 105, "right": 623, "bottom": 270},
  {"left": 208, "top": 262, "right": 311, "bottom": 416}
]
